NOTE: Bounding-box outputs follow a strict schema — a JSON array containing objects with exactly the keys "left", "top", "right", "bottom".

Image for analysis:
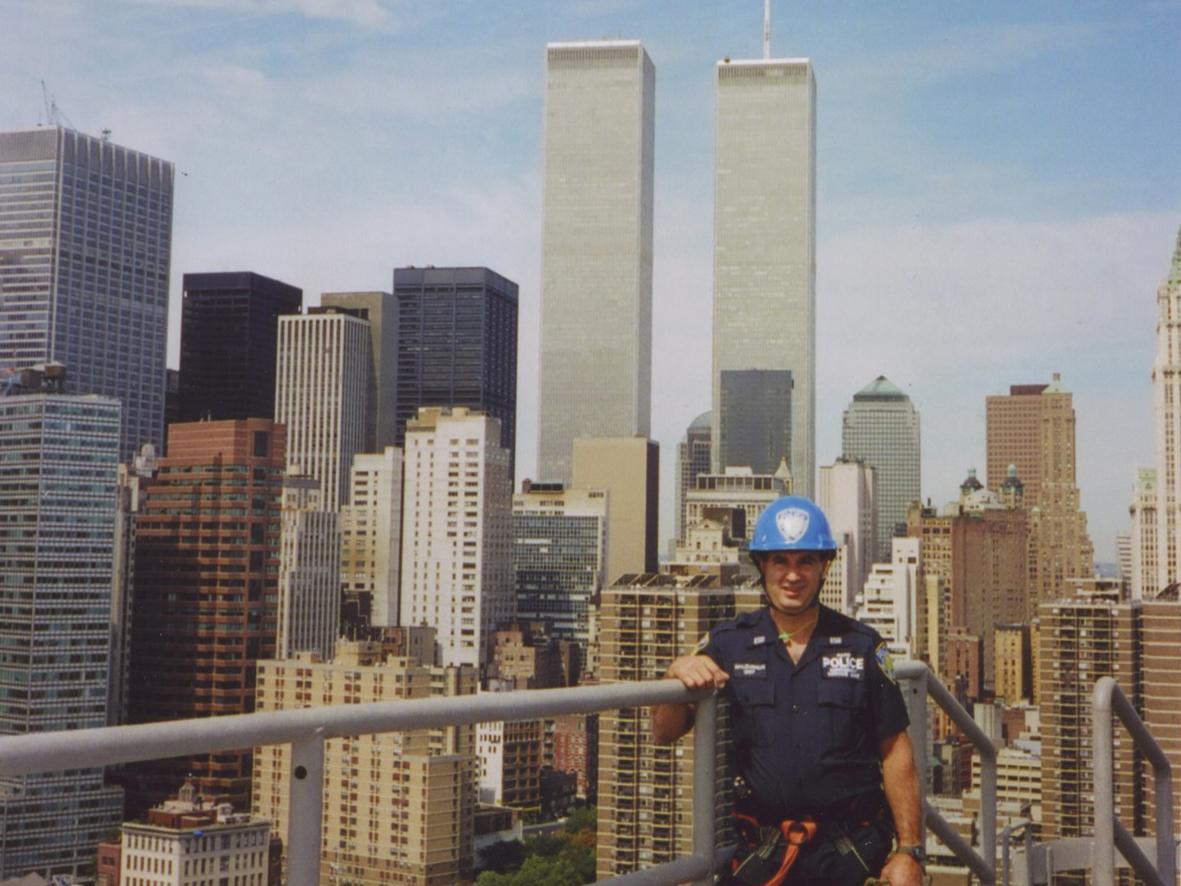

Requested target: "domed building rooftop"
[{"left": 688, "top": 410, "right": 711, "bottom": 431}]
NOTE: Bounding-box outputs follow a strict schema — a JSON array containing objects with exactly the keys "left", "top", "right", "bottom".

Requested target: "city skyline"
[{"left": 1, "top": 3, "right": 1179, "bottom": 558}]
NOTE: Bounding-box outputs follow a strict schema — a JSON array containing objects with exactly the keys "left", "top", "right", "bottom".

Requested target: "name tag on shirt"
[
  {"left": 822, "top": 651, "right": 864, "bottom": 680},
  {"left": 733, "top": 661, "right": 768, "bottom": 679}
]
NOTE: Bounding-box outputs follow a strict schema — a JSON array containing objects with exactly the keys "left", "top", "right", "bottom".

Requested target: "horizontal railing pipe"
[{"left": 0, "top": 680, "right": 711, "bottom": 778}]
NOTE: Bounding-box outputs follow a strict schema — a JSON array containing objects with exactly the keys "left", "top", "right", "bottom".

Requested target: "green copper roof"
[
  {"left": 1172, "top": 224, "right": 1181, "bottom": 286},
  {"left": 853, "top": 375, "right": 906, "bottom": 400}
]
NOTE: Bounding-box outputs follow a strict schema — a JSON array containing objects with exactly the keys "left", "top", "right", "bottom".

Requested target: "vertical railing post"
[
  {"left": 982, "top": 743, "right": 997, "bottom": 883},
  {"left": 691, "top": 692, "right": 718, "bottom": 885},
  {"left": 287, "top": 729, "right": 326, "bottom": 886},
  {"left": 901, "top": 663, "right": 929, "bottom": 848},
  {"left": 1152, "top": 751, "right": 1175, "bottom": 882},
  {"left": 1092, "top": 678, "right": 1116, "bottom": 886}
]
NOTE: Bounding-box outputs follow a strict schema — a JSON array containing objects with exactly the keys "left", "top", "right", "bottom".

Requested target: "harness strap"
[{"left": 763, "top": 819, "right": 818, "bottom": 886}]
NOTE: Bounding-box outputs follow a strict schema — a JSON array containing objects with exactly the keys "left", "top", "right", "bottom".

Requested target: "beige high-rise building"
[
  {"left": 276, "top": 475, "right": 340, "bottom": 661},
  {"left": 1139, "top": 590, "right": 1181, "bottom": 835},
  {"left": 854, "top": 537, "right": 921, "bottom": 658},
  {"left": 819, "top": 458, "right": 876, "bottom": 612},
  {"left": 320, "top": 291, "right": 395, "bottom": 449},
  {"left": 1152, "top": 228, "right": 1181, "bottom": 591},
  {"left": 993, "top": 623, "right": 1033, "bottom": 705},
  {"left": 985, "top": 374, "right": 1094, "bottom": 604},
  {"left": 907, "top": 496, "right": 1028, "bottom": 692},
  {"left": 1039, "top": 589, "right": 1141, "bottom": 846},
  {"left": 252, "top": 641, "right": 477, "bottom": 886},
  {"left": 595, "top": 571, "right": 742, "bottom": 880},
  {"left": 572, "top": 437, "right": 658, "bottom": 583},
  {"left": 340, "top": 447, "right": 404, "bottom": 629},
  {"left": 400, "top": 407, "right": 513, "bottom": 668},
  {"left": 712, "top": 55, "right": 816, "bottom": 496},
  {"left": 537, "top": 41, "right": 654, "bottom": 485},
  {"left": 275, "top": 307, "right": 372, "bottom": 509}
]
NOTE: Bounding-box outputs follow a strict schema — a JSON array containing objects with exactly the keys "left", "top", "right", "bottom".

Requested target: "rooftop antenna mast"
[{"left": 763, "top": 0, "right": 772, "bottom": 59}]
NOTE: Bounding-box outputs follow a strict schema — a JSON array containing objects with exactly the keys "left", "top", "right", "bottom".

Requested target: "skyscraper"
[
  {"left": 512, "top": 482, "right": 608, "bottom": 648},
  {"left": 1039, "top": 588, "right": 1141, "bottom": 846},
  {"left": 390, "top": 267, "right": 518, "bottom": 460},
  {"left": 276, "top": 475, "right": 340, "bottom": 661},
  {"left": 274, "top": 307, "right": 372, "bottom": 509},
  {"left": 0, "top": 128, "right": 174, "bottom": 458},
  {"left": 0, "top": 370, "right": 124, "bottom": 879},
  {"left": 819, "top": 457, "right": 876, "bottom": 612},
  {"left": 1152, "top": 227, "right": 1181, "bottom": 592},
  {"left": 400, "top": 407, "right": 513, "bottom": 668},
  {"left": 841, "top": 376, "right": 921, "bottom": 562},
  {"left": 1140, "top": 589, "right": 1181, "bottom": 837},
  {"left": 673, "top": 411, "right": 712, "bottom": 546},
  {"left": 321, "top": 290, "right": 397, "bottom": 450},
  {"left": 718, "top": 370, "right": 793, "bottom": 475},
  {"left": 1130, "top": 468, "right": 1158, "bottom": 600},
  {"left": 572, "top": 437, "right": 659, "bottom": 583},
  {"left": 595, "top": 571, "right": 737, "bottom": 880},
  {"left": 985, "top": 374, "right": 1094, "bottom": 603},
  {"left": 538, "top": 41, "right": 654, "bottom": 484},
  {"left": 339, "top": 447, "right": 404, "bottom": 630},
  {"left": 124, "top": 420, "right": 285, "bottom": 817},
  {"left": 712, "top": 56, "right": 815, "bottom": 496},
  {"left": 179, "top": 271, "right": 302, "bottom": 423}
]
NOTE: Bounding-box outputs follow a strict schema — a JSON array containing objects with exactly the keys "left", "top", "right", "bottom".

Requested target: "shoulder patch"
[{"left": 874, "top": 641, "right": 897, "bottom": 685}]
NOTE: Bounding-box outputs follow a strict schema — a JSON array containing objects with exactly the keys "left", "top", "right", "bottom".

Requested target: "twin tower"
[{"left": 536, "top": 40, "right": 817, "bottom": 495}]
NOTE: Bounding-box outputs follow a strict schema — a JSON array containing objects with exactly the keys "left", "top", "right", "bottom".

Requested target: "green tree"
[
  {"left": 563, "top": 805, "right": 596, "bottom": 834},
  {"left": 476, "top": 839, "right": 526, "bottom": 874}
]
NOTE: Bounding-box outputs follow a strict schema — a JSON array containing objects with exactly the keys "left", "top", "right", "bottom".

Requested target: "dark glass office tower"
[
  {"left": 0, "top": 128, "right": 173, "bottom": 459},
  {"left": 718, "top": 369, "right": 793, "bottom": 475},
  {"left": 178, "top": 271, "right": 302, "bottom": 422},
  {"left": 393, "top": 266, "right": 518, "bottom": 460}
]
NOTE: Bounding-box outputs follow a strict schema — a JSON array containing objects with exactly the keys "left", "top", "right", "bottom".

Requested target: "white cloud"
[{"left": 127, "top": 0, "right": 400, "bottom": 29}]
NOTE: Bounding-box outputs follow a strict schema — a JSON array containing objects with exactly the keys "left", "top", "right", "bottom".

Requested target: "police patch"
[
  {"left": 875, "top": 641, "right": 897, "bottom": 684},
  {"left": 775, "top": 507, "right": 811, "bottom": 544},
  {"left": 822, "top": 651, "right": 864, "bottom": 679}
]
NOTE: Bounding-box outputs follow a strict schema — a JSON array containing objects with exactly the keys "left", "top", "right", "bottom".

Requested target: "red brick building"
[{"left": 121, "top": 420, "right": 286, "bottom": 816}]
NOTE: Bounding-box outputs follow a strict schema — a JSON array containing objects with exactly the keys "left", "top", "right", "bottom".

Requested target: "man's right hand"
[{"left": 665, "top": 654, "right": 729, "bottom": 690}]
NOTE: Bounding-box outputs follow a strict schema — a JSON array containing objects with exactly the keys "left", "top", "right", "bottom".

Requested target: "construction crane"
[{"left": 39, "top": 80, "right": 75, "bottom": 130}]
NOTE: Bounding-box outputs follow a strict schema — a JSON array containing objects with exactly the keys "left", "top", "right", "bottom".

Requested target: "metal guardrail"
[
  {"left": 1092, "top": 676, "right": 1176, "bottom": 886},
  {"left": 0, "top": 680, "right": 718, "bottom": 886},
  {"left": 896, "top": 659, "right": 999, "bottom": 885}
]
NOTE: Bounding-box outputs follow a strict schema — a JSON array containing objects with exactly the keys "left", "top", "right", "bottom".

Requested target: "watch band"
[{"left": 895, "top": 844, "right": 926, "bottom": 865}]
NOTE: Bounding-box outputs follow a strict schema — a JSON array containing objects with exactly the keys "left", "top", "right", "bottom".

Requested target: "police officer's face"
[{"left": 758, "top": 550, "right": 828, "bottom": 615}]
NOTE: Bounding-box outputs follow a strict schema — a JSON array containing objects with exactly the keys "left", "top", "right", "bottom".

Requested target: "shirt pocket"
[
  {"left": 731, "top": 678, "right": 776, "bottom": 748},
  {"left": 816, "top": 678, "right": 868, "bottom": 752}
]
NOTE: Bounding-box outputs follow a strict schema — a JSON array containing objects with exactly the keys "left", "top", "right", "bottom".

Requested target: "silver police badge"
[{"left": 775, "top": 507, "right": 810, "bottom": 543}]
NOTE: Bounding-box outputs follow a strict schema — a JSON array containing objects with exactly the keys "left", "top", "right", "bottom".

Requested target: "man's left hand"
[{"left": 878, "top": 850, "right": 924, "bottom": 886}]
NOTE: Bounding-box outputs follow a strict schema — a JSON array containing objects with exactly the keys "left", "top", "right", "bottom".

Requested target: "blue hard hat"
[{"left": 750, "top": 496, "right": 837, "bottom": 553}]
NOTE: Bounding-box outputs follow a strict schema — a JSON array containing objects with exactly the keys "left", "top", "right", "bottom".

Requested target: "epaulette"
[{"left": 735, "top": 609, "right": 763, "bottom": 628}]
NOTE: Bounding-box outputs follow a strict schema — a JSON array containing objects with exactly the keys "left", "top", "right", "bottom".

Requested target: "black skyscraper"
[
  {"left": 393, "top": 266, "right": 518, "bottom": 462},
  {"left": 178, "top": 272, "right": 302, "bottom": 422}
]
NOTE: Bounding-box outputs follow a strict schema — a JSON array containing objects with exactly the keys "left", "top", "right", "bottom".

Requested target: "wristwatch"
[{"left": 895, "top": 844, "right": 927, "bottom": 865}]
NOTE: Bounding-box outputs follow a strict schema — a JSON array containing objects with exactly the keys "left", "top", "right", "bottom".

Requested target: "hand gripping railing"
[
  {"left": 895, "top": 660, "right": 998, "bottom": 885},
  {"left": 0, "top": 680, "right": 720, "bottom": 886},
  {"left": 1092, "top": 676, "right": 1176, "bottom": 886}
]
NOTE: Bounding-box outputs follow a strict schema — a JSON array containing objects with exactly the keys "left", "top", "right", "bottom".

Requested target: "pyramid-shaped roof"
[{"left": 853, "top": 375, "right": 906, "bottom": 401}]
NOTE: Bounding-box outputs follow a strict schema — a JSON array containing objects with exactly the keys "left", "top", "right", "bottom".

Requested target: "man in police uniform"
[{"left": 652, "top": 496, "right": 924, "bottom": 886}]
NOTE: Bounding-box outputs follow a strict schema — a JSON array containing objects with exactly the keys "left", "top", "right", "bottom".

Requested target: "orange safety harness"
[{"left": 731, "top": 813, "right": 819, "bottom": 886}]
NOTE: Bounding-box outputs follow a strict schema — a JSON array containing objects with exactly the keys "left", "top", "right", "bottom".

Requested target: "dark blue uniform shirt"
[{"left": 700, "top": 604, "right": 909, "bottom": 819}]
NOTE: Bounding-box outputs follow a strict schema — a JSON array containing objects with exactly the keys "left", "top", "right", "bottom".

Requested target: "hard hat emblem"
[{"left": 775, "top": 508, "right": 810, "bottom": 543}]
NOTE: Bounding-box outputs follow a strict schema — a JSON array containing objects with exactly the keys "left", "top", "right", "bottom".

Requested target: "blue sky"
[{"left": 3, "top": 0, "right": 1179, "bottom": 560}]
